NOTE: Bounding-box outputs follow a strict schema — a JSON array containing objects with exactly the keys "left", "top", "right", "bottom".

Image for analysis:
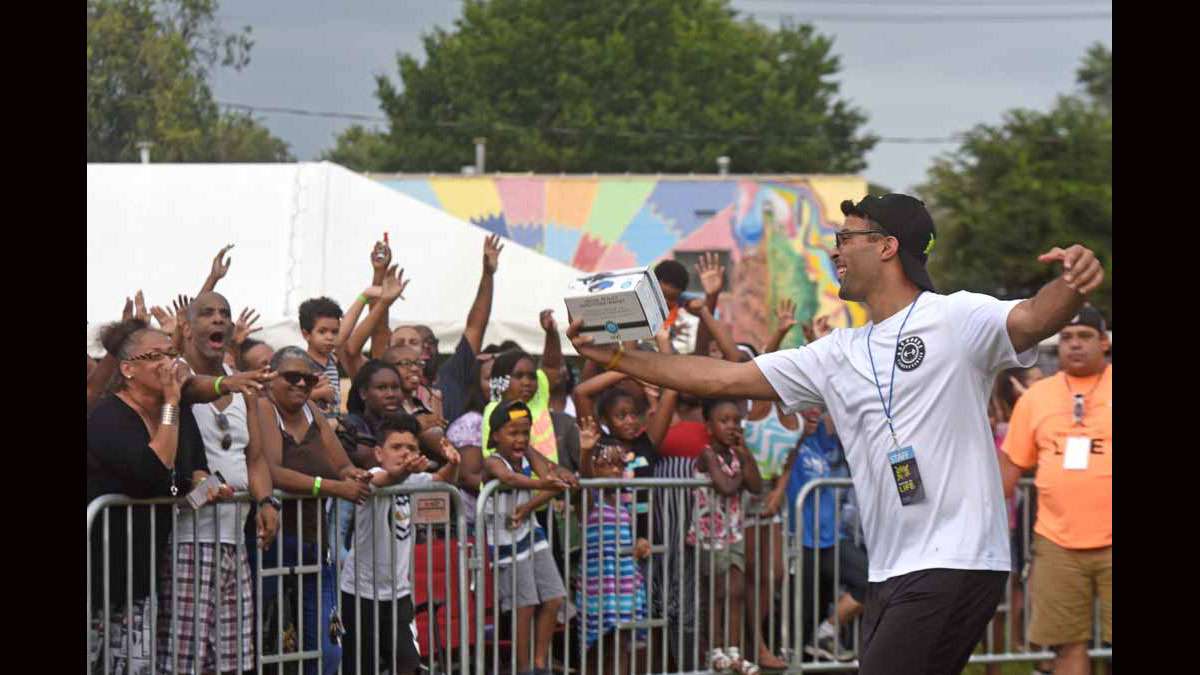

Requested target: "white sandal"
[{"left": 710, "top": 647, "right": 733, "bottom": 672}]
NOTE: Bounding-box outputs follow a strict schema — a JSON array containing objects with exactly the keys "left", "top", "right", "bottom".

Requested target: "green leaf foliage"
[
  {"left": 325, "top": 0, "right": 876, "bottom": 173},
  {"left": 918, "top": 43, "right": 1112, "bottom": 324},
  {"left": 87, "top": 0, "right": 293, "bottom": 162}
]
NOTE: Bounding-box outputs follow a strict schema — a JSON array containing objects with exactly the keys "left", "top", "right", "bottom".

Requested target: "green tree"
[
  {"left": 87, "top": 0, "right": 292, "bottom": 162},
  {"left": 325, "top": 0, "right": 876, "bottom": 173},
  {"left": 918, "top": 43, "right": 1112, "bottom": 324}
]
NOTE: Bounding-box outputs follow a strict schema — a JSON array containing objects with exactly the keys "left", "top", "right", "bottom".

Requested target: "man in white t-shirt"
[
  {"left": 565, "top": 193, "right": 1105, "bottom": 675},
  {"left": 157, "top": 291, "right": 280, "bottom": 674}
]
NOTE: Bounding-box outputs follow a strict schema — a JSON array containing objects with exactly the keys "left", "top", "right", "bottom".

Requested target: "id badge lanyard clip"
[{"left": 868, "top": 292, "right": 926, "bottom": 505}]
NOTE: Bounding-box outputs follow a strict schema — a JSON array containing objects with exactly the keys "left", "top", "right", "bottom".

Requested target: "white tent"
[{"left": 86, "top": 162, "right": 582, "bottom": 357}]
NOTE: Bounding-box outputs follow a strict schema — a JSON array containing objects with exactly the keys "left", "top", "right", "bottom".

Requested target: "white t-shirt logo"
[{"left": 895, "top": 336, "right": 927, "bottom": 371}]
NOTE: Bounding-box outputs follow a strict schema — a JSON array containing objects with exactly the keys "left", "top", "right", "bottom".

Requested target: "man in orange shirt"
[{"left": 1000, "top": 305, "right": 1111, "bottom": 675}]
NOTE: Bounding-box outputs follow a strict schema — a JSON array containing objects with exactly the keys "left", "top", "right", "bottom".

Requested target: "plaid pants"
[{"left": 156, "top": 542, "right": 256, "bottom": 673}]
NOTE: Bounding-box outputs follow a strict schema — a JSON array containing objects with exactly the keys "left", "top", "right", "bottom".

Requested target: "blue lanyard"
[{"left": 866, "top": 292, "right": 923, "bottom": 448}]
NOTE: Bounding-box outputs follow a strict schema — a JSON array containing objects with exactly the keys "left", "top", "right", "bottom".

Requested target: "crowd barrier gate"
[
  {"left": 86, "top": 482, "right": 468, "bottom": 675},
  {"left": 87, "top": 477, "right": 1111, "bottom": 674}
]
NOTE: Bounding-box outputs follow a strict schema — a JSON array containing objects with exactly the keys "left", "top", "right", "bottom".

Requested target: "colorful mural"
[{"left": 373, "top": 174, "right": 870, "bottom": 349}]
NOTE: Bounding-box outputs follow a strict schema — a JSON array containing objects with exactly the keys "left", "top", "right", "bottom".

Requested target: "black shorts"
[
  {"left": 340, "top": 593, "right": 420, "bottom": 675},
  {"left": 859, "top": 568, "right": 1007, "bottom": 675}
]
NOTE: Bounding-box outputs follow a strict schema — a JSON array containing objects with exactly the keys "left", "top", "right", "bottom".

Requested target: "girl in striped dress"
[{"left": 575, "top": 417, "right": 650, "bottom": 675}]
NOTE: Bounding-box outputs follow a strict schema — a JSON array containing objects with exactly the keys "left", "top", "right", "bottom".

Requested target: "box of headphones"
[{"left": 564, "top": 266, "right": 669, "bottom": 345}]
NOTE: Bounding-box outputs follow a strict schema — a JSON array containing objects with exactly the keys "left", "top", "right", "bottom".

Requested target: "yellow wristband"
[
  {"left": 214, "top": 376, "right": 225, "bottom": 395},
  {"left": 605, "top": 349, "right": 624, "bottom": 371},
  {"left": 312, "top": 476, "right": 322, "bottom": 496}
]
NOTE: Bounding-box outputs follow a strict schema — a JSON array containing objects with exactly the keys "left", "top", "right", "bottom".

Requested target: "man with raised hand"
[{"left": 565, "top": 193, "right": 1104, "bottom": 675}]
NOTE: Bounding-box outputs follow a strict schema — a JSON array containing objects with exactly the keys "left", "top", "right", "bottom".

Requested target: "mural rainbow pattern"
[{"left": 375, "top": 175, "right": 869, "bottom": 349}]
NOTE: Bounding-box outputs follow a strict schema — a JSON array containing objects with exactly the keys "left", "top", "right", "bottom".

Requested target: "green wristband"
[
  {"left": 214, "top": 376, "right": 225, "bottom": 395},
  {"left": 312, "top": 476, "right": 322, "bottom": 496},
  {"left": 357, "top": 293, "right": 369, "bottom": 304}
]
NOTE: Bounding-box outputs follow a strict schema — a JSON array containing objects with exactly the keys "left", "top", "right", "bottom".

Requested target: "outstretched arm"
[
  {"left": 199, "top": 245, "right": 234, "bottom": 295},
  {"left": 573, "top": 368, "right": 628, "bottom": 422},
  {"left": 1007, "top": 244, "right": 1105, "bottom": 353},
  {"left": 684, "top": 298, "right": 740, "bottom": 362},
  {"left": 567, "top": 318, "right": 778, "bottom": 400},
  {"left": 539, "top": 309, "right": 563, "bottom": 390},
  {"left": 463, "top": 234, "right": 503, "bottom": 354}
]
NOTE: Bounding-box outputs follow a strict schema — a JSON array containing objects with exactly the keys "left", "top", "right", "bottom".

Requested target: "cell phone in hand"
[{"left": 186, "top": 472, "right": 226, "bottom": 510}]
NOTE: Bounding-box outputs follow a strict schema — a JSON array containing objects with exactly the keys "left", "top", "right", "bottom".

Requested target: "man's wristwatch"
[{"left": 258, "top": 496, "right": 282, "bottom": 512}]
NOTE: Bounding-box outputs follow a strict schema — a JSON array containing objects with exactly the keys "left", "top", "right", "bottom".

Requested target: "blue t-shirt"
[{"left": 786, "top": 420, "right": 844, "bottom": 549}]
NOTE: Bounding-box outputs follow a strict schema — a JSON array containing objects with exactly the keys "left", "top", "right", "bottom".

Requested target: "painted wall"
[{"left": 372, "top": 174, "right": 869, "bottom": 349}]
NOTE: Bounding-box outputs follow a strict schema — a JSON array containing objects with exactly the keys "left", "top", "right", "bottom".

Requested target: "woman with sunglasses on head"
[
  {"left": 87, "top": 318, "right": 218, "bottom": 674},
  {"left": 254, "top": 346, "right": 373, "bottom": 675}
]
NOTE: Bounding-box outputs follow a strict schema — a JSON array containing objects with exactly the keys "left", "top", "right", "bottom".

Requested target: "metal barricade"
[
  {"left": 474, "top": 476, "right": 804, "bottom": 675},
  {"left": 86, "top": 482, "right": 468, "bottom": 675},
  {"left": 789, "top": 477, "right": 1114, "bottom": 673}
]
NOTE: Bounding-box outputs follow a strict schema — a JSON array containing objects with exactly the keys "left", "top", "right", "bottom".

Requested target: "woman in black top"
[{"left": 86, "top": 319, "right": 214, "bottom": 663}]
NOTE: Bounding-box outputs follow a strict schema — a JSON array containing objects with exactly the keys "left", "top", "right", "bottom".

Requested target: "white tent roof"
[{"left": 86, "top": 162, "right": 582, "bottom": 357}]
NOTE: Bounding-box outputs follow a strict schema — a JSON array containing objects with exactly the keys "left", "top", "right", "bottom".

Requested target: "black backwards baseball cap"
[
  {"left": 1066, "top": 305, "right": 1107, "bottom": 334},
  {"left": 840, "top": 194, "right": 938, "bottom": 293},
  {"left": 487, "top": 399, "right": 532, "bottom": 448}
]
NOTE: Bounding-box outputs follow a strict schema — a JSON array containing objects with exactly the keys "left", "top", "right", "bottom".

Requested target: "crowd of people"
[{"left": 86, "top": 192, "right": 1111, "bottom": 675}]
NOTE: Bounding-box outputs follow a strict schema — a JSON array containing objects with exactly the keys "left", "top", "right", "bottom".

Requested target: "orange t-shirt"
[{"left": 1002, "top": 366, "right": 1112, "bottom": 549}]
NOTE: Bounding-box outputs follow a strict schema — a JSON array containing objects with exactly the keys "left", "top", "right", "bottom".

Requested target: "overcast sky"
[{"left": 210, "top": 0, "right": 1111, "bottom": 193}]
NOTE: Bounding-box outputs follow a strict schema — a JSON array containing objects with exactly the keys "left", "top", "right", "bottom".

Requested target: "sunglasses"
[
  {"left": 1073, "top": 394, "right": 1085, "bottom": 426},
  {"left": 834, "top": 228, "right": 888, "bottom": 249},
  {"left": 395, "top": 359, "right": 428, "bottom": 370},
  {"left": 215, "top": 412, "right": 232, "bottom": 450},
  {"left": 280, "top": 371, "right": 320, "bottom": 389},
  {"left": 126, "top": 349, "right": 180, "bottom": 363}
]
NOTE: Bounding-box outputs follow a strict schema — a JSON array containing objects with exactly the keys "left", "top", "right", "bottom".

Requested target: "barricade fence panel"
[
  {"left": 88, "top": 477, "right": 1109, "bottom": 674},
  {"left": 86, "top": 482, "right": 468, "bottom": 675}
]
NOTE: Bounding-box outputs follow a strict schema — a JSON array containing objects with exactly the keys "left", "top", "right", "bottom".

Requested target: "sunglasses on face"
[
  {"left": 280, "top": 371, "right": 320, "bottom": 388},
  {"left": 396, "top": 359, "right": 427, "bottom": 370},
  {"left": 126, "top": 349, "right": 180, "bottom": 363},
  {"left": 834, "top": 228, "right": 888, "bottom": 249},
  {"left": 215, "top": 412, "right": 232, "bottom": 450}
]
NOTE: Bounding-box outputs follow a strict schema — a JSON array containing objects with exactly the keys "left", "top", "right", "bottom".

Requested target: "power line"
[
  {"left": 218, "top": 100, "right": 963, "bottom": 143},
  {"left": 743, "top": 11, "right": 1111, "bottom": 23}
]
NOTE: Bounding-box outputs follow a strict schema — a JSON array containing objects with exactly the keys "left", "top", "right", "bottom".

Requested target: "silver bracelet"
[{"left": 160, "top": 404, "right": 179, "bottom": 426}]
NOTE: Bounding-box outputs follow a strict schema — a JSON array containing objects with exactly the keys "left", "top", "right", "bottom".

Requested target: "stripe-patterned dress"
[{"left": 576, "top": 492, "right": 648, "bottom": 648}]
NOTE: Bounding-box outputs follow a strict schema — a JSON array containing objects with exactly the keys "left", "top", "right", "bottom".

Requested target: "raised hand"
[
  {"left": 233, "top": 308, "right": 262, "bottom": 346},
  {"left": 653, "top": 323, "right": 674, "bottom": 354},
  {"left": 371, "top": 239, "right": 392, "bottom": 273},
  {"left": 775, "top": 298, "right": 797, "bottom": 333},
  {"left": 813, "top": 315, "right": 832, "bottom": 339},
  {"left": 439, "top": 437, "right": 461, "bottom": 465},
  {"left": 150, "top": 305, "right": 177, "bottom": 335},
  {"left": 380, "top": 264, "right": 410, "bottom": 304},
  {"left": 1037, "top": 244, "right": 1104, "bottom": 295},
  {"left": 681, "top": 296, "right": 707, "bottom": 315},
  {"left": 159, "top": 359, "right": 188, "bottom": 405},
  {"left": 122, "top": 297, "right": 134, "bottom": 322},
  {"left": 483, "top": 233, "right": 504, "bottom": 275},
  {"left": 210, "top": 244, "right": 234, "bottom": 282},
  {"left": 539, "top": 309, "right": 557, "bottom": 333},
  {"left": 134, "top": 290, "right": 150, "bottom": 322},
  {"left": 172, "top": 295, "right": 192, "bottom": 320},
  {"left": 695, "top": 251, "right": 726, "bottom": 297},
  {"left": 578, "top": 416, "right": 601, "bottom": 452},
  {"left": 566, "top": 317, "right": 618, "bottom": 363}
]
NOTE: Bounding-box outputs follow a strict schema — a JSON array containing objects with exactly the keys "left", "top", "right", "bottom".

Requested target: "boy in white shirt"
[{"left": 339, "top": 413, "right": 460, "bottom": 675}]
